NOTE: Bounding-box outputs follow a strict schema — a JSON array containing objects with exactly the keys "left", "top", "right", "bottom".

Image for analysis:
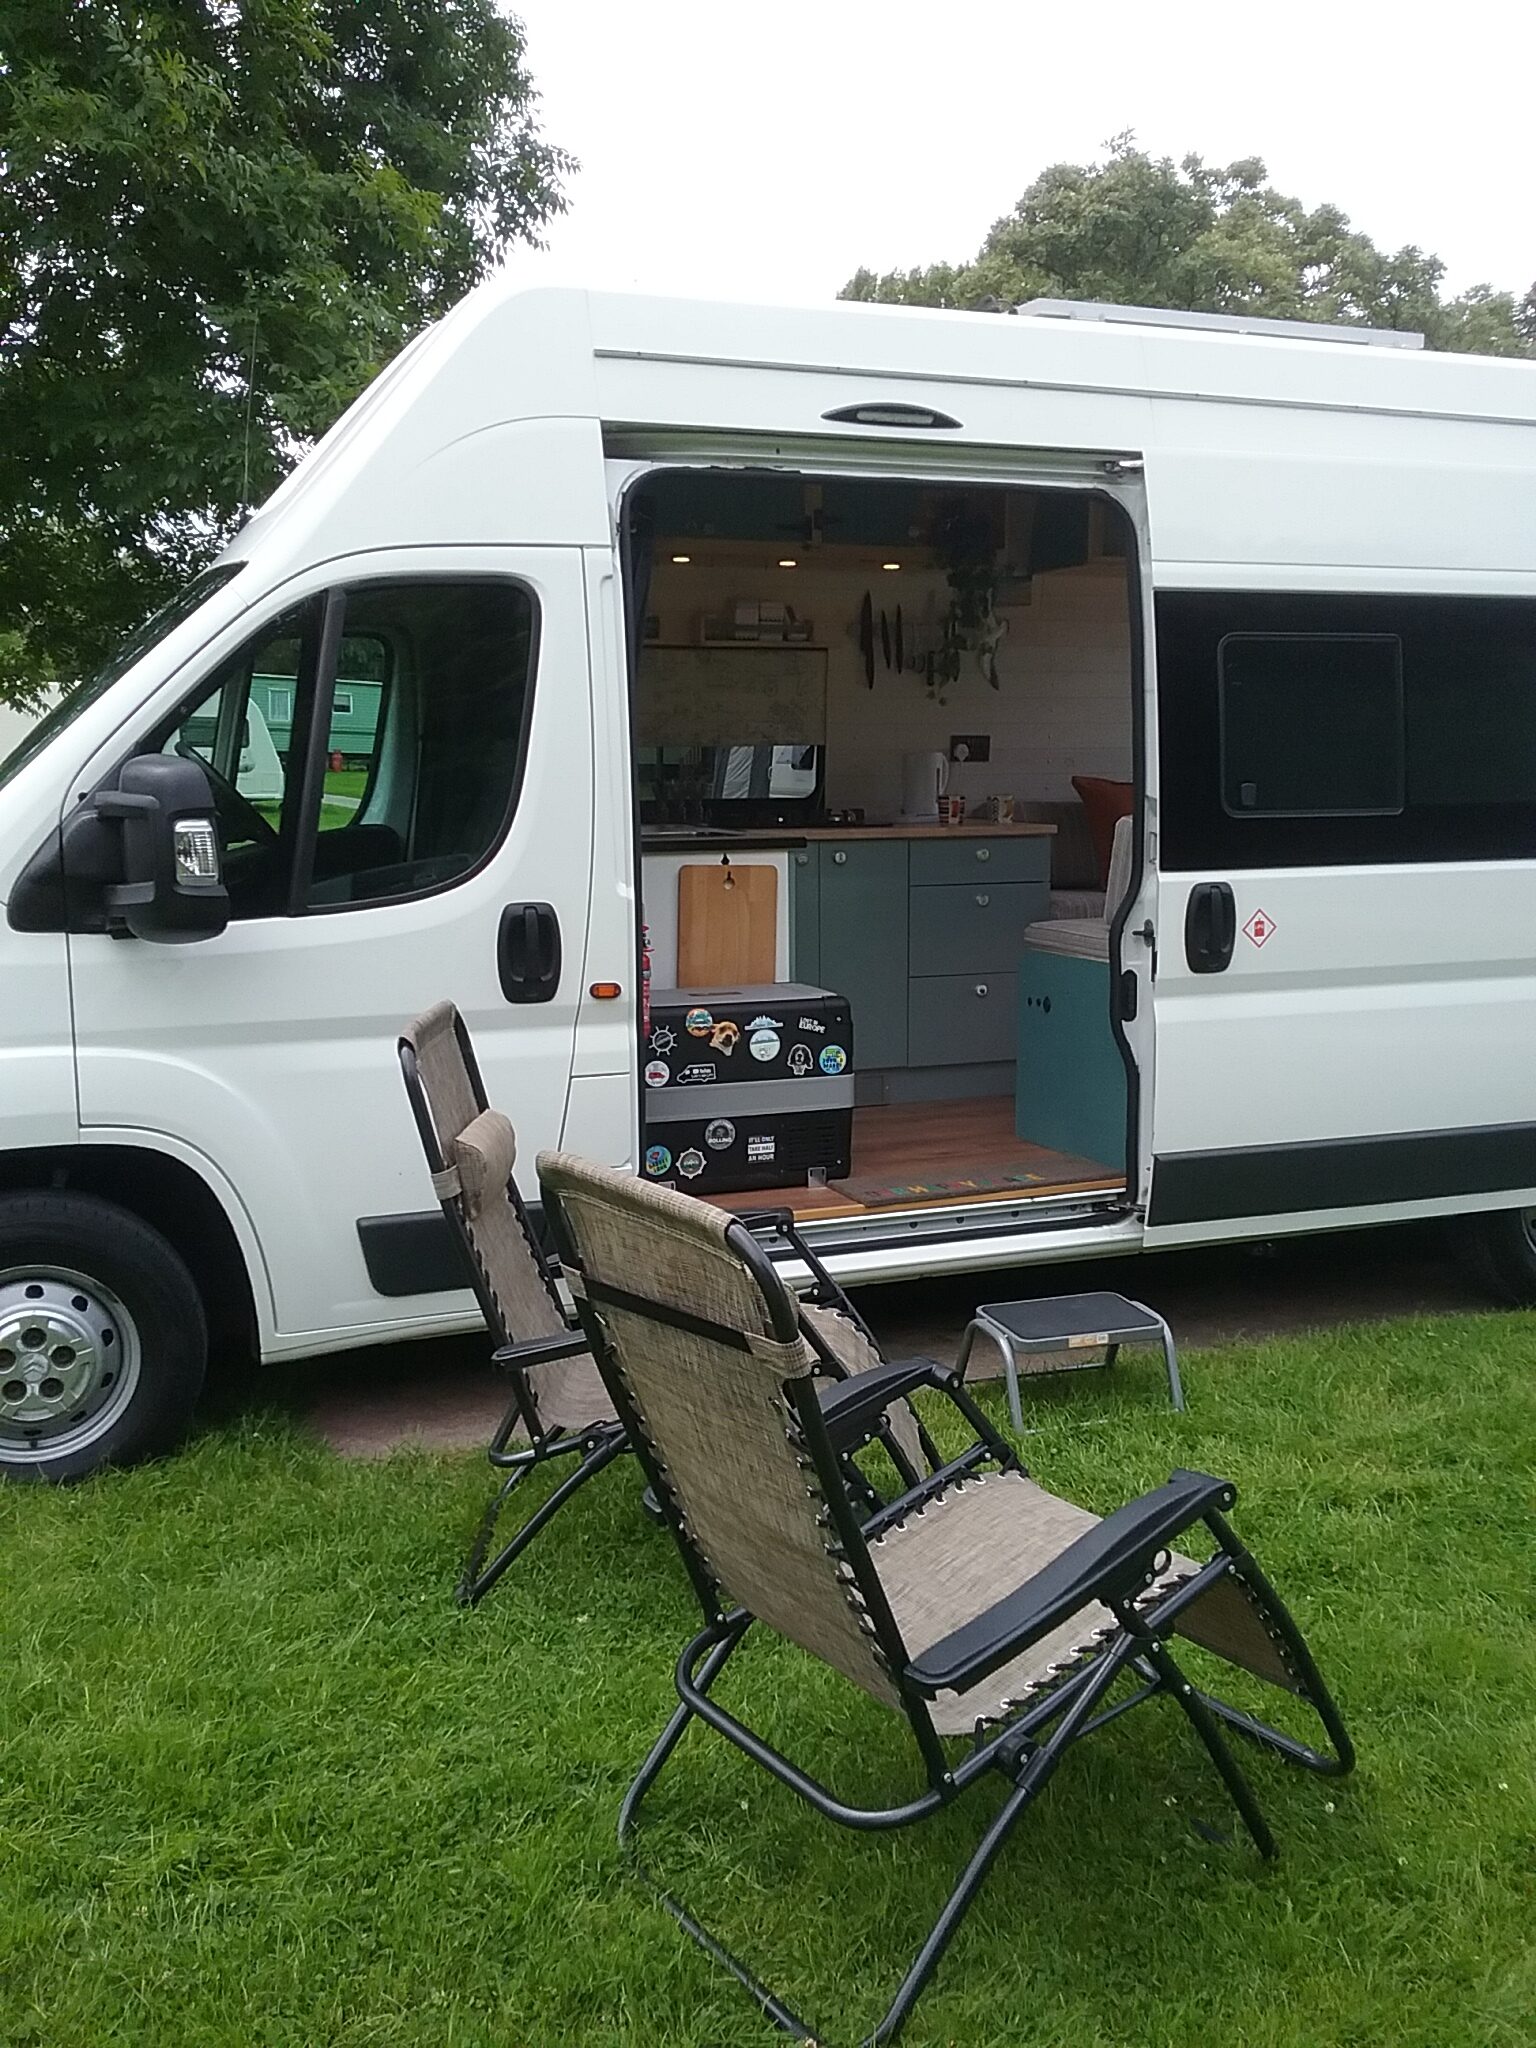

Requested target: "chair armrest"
[
  {"left": 816, "top": 1357, "right": 947, "bottom": 1449},
  {"left": 906, "top": 1468, "right": 1236, "bottom": 1697},
  {"left": 491, "top": 1330, "right": 588, "bottom": 1371}
]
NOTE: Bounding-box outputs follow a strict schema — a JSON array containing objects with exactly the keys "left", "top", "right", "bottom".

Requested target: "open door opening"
[{"left": 624, "top": 465, "right": 1144, "bottom": 1242}]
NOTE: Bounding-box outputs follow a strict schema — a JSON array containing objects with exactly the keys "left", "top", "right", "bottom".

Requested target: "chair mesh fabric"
[
  {"left": 538, "top": 1152, "right": 903, "bottom": 1707},
  {"left": 401, "top": 1004, "right": 612, "bottom": 1436},
  {"left": 798, "top": 1303, "right": 926, "bottom": 1470},
  {"left": 872, "top": 1469, "right": 1298, "bottom": 1733}
]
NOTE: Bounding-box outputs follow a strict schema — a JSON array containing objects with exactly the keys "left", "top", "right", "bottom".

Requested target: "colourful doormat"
[{"left": 837, "top": 1156, "right": 1114, "bottom": 1208}]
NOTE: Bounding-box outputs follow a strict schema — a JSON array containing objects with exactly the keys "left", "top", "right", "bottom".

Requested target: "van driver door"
[{"left": 67, "top": 546, "right": 595, "bottom": 1345}]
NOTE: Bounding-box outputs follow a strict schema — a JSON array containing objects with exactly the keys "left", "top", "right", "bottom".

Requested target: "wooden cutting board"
[{"left": 677, "top": 863, "right": 778, "bottom": 986}]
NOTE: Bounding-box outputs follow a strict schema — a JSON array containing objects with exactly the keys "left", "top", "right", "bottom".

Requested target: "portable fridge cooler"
[{"left": 643, "top": 983, "right": 853, "bottom": 1194}]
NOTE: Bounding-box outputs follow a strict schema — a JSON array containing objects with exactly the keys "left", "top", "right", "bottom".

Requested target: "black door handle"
[
  {"left": 498, "top": 901, "right": 561, "bottom": 1003},
  {"left": 1184, "top": 882, "right": 1236, "bottom": 974}
]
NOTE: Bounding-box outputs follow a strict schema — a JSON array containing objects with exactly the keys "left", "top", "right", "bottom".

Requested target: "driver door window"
[
  {"left": 154, "top": 578, "right": 536, "bottom": 922},
  {"left": 164, "top": 601, "right": 317, "bottom": 918}
]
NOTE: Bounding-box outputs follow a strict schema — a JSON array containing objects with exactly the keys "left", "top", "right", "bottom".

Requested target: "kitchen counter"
[
  {"left": 797, "top": 823, "right": 1055, "bottom": 840},
  {"left": 642, "top": 822, "right": 1055, "bottom": 850}
]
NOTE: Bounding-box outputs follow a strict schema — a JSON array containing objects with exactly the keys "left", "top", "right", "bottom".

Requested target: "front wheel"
[
  {"left": 0, "top": 1192, "right": 207, "bottom": 1482},
  {"left": 1450, "top": 1207, "right": 1536, "bottom": 1308}
]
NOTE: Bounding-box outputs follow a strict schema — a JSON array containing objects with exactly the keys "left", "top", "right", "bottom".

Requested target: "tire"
[
  {"left": 1449, "top": 1207, "right": 1536, "bottom": 1308},
  {"left": 0, "top": 1191, "right": 207, "bottom": 1483}
]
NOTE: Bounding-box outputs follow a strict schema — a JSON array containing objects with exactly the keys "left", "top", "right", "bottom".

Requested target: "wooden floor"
[{"left": 707, "top": 1097, "right": 1122, "bottom": 1221}]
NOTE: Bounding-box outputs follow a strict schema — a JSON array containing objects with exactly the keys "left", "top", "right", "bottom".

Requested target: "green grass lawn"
[{"left": 3, "top": 1313, "right": 1534, "bottom": 2047}]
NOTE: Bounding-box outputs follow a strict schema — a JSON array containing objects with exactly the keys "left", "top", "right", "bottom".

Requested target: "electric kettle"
[{"left": 898, "top": 749, "right": 949, "bottom": 822}]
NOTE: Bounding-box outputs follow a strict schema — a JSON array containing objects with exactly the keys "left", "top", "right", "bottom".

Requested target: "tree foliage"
[
  {"left": 844, "top": 136, "right": 1536, "bottom": 360},
  {"left": 0, "top": 1, "right": 571, "bottom": 699}
]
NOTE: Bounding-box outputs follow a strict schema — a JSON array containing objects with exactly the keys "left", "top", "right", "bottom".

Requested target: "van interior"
[{"left": 630, "top": 469, "right": 1139, "bottom": 1228}]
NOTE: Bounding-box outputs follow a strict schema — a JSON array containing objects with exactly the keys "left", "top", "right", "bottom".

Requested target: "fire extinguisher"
[{"left": 641, "top": 921, "right": 652, "bottom": 1040}]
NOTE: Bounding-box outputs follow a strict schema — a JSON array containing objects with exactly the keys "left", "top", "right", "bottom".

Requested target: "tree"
[
  {"left": 0, "top": 1, "right": 572, "bottom": 700},
  {"left": 844, "top": 136, "right": 1535, "bottom": 362}
]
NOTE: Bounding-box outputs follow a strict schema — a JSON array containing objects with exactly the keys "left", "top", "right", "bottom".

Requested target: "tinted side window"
[
  {"left": 304, "top": 581, "right": 536, "bottom": 910},
  {"left": 1219, "top": 635, "right": 1403, "bottom": 817},
  {"left": 1159, "top": 593, "right": 1536, "bottom": 868}
]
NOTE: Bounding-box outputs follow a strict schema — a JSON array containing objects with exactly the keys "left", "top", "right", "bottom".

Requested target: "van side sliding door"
[{"left": 1146, "top": 590, "right": 1536, "bottom": 1244}]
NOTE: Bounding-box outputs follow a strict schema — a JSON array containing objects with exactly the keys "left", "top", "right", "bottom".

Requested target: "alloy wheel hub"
[{"left": 0, "top": 1271, "right": 134, "bottom": 1448}]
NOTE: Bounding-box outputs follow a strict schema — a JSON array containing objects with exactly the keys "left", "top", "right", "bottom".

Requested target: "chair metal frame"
[{"left": 542, "top": 1174, "right": 1357, "bottom": 2048}]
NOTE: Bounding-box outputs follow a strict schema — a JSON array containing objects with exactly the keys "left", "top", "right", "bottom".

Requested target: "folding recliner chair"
[
  {"left": 399, "top": 1005, "right": 933, "bottom": 1603},
  {"left": 537, "top": 1149, "right": 1357, "bottom": 2048},
  {"left": 399, "top": 1003, "right": 629, "bottom": 1604}
]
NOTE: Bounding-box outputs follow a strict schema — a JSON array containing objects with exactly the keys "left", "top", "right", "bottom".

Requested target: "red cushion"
[{"left": 1071, "top": 775, "right": 1134, "bottom": 887}]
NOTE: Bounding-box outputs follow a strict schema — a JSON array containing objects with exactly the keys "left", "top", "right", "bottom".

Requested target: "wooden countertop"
[
  {"left": 642, "top": 823, "right": 1054, "bottom": 851},
  {"left": 796, "top": 823, "right": 1055, "bottom": 840}
]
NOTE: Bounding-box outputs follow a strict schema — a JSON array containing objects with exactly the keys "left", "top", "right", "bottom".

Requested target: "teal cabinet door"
[
  {"left": 818, "top": 842, "right": 908, "bottom": 1069},
  {"left": 789, "top": 849, "right": 820, "bottom": 986}
]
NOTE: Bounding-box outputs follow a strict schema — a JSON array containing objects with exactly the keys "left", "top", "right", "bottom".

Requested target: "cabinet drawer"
[
  {"left": 908, "top": 973, "right": 1018, "bottom": 1066},
  {"left": 908, "top": 836, "right": 1050, "bottom": 886},
  {"left": 908, "top": 881, "right": 1048, "bottom": 975}
]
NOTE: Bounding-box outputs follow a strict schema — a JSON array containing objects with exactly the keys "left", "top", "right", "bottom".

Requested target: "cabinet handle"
[
  {"left": 975, "top": 893, "right": 989, "bottom": 907},
  {"left": 974, "top": 983, "right": 989, "bottom": 998},
  {"left": 833, "top": 849, "right": 847, "bottom": 865},
  {"left": 794, "top": 853, "right": 808, "bottom": 866},
  {"left": 975, "top": 847, "right": 990, "bottom": 861}
]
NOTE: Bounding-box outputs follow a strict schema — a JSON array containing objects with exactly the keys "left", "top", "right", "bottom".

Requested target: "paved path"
[{"left": 263, "top": 1220, "right": 1492, "bottom": 1459}]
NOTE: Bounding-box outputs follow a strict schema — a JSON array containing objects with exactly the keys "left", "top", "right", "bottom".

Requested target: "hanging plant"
[{"left": 928, "top": 495, "right": 1007, "bottom": 691}]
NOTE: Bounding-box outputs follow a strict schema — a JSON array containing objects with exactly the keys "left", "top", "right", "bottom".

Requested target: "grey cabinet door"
[
  {"left": 818, "top": 841, "right": 908, "bottom": 1069},
  {"left": 908, "top": 881, "right": 1050, "bottom": 976},
  {"left": 909, "top": 973, "right": 1019, "bottom": 1066},
  {"left": 789, "top": 849, "right": 820, "bottom": 987}
]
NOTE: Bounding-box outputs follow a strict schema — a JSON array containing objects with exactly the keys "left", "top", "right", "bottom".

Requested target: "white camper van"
[{"left": 2, "top": 286, "right": 1534, "bottom": 1481}]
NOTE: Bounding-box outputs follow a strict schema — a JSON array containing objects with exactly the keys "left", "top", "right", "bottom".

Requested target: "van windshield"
[{"left": 0, "top": 565, "right": 244, "bottom": 796}]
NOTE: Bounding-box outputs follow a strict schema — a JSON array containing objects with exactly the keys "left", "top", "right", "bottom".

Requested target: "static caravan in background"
[{"left": 0, "top": 284, "right": 1533, "bottom": 1482}]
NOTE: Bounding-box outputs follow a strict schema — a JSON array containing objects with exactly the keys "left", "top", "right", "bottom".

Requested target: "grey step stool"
[{"left": 956, "top": 1290, "right": 1184, "bottom": 1431}]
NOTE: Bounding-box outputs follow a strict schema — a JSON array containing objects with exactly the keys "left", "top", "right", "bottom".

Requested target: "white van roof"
[{"left": 226, "top": 280, "right": 1536, "bottom": 597}]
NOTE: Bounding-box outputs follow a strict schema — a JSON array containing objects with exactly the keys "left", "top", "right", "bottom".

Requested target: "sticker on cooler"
[
  {"left": 749, "top": 1029, "right": 780, "bottom": 1062},
  {"left": 644, "top": 1059, "right": 670, "bottom": 1089},
  {"left": 677, "top": 1148, "right": 706, "bottom": 1180},
  {"left": 788, "top": 1044, "right": 814, "bottom": 1078},
  {"left": 704, "top": 1119, "right": 736, "bottom": 1151},
  {"left": 644, "top": 1144, "right": 672, "bottom": 1176},
  {"left": 818, "top": 1044, "right": 847, "bottom": 1075},
  {"left": 746, "top": 1134, "right": 776, "bottom": 1163},
  {"left": 1243, "top": 909, "right": 1276, "bottom": 948},
  {"left": 685, "top": 1007, "right": 713, "bottom": 1037}
]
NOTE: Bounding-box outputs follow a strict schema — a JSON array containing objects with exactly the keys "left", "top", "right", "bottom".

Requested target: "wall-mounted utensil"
[
  {"left": 858, "top": 591, "right": 874, "bottom": 688},
  {"left": 880, "top": 610, "right": 892, "bottom": 670},
  {"left": 894, "top": 605, "right": 904, "bottom": 673}
]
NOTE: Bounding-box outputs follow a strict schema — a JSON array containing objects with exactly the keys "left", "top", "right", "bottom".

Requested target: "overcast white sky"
[{"left": 509, "top": 0, "right": 1534, "bottom": 308}]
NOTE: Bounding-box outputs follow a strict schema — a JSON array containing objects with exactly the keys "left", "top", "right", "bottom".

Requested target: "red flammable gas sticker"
[{"left": 1243, "top": 908, "right": 1276, "bottom": 947}]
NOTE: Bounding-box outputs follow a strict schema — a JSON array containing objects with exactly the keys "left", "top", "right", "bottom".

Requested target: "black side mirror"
[{"left": 97, "top": 754, "right": 230, "bottom": 943}]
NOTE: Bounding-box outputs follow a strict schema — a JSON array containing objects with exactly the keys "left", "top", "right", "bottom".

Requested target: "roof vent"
[{"left": 1016, "top": 299, "right": 1425, "bottom": 351}]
